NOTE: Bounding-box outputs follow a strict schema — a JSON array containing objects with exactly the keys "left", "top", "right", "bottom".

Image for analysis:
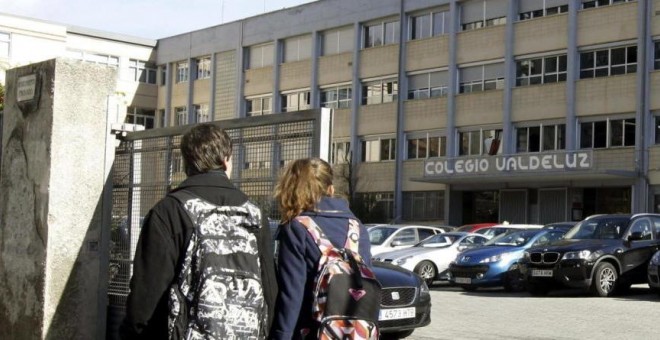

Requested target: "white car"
[
  {"left": 475, "top": 223, "right": 544, "bottom": 239},
  {"left": 368, "top": 225, "right": 445, "bottom": 256},
  {"left": 373, "top": 232, "right": 489, "bottom": 285}
]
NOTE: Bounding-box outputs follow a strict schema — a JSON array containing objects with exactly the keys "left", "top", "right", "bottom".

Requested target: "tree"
[{"left": 335, "top": 150, "right": 388, "bottom": 223}]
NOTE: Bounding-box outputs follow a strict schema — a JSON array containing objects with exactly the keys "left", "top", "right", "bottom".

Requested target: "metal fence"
[{"left": 106, "top": 109, "right": 330, "bottom": 338}]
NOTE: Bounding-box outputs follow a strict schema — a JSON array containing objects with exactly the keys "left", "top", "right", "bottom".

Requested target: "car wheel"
[
  {"left": 526, "top": 283, "right": 550, "bottom": 296},
  {"left": 503, "top": 268, "right": 524, "bottom": 292},
  {"left": 414, "top": 261, "right": 437, "bottom": 286},
  {"left": 381, "top": 330, "right": 415, "bottom": 339},
  {"left": 590, "top": 262, "right": 617, "bottom": 297}
]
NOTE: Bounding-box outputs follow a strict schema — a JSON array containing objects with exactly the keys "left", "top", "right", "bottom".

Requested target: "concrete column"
[
  {"left": 502, "top": 0, "right": 517, "bottom": 155},
  {"left": 310, "top": 31, "right": 320, "bottom": 108},
  {"left": 272, "top": 39, "right": 282, "bottom": 113},
  {"left": 446, "top": 0, "right": 458, "bottom": 158},
  {"left": 0, "top": 58, "right": 116, "bottom": 339},
  {"left": 394, "top": 0, "right": 407, "bottom": 223},
  {"left": 565, "top": 0, "right": 579, "bottom": 151}
]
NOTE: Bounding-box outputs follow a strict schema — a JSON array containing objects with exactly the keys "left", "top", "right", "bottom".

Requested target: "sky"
[{"left": 0, "top": 0, "right": 317, "bottom": 39}]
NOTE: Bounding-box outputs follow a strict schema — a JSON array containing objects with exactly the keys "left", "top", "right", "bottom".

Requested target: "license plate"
[
  {"left": 378, "top": 307, "right": 416, "bottom": 321},
  {"left": 454, "top": 277, "right": 471, "bottom": 284},
  {"left": 531, "top": 269, "right": 553, "bottom": 277}
]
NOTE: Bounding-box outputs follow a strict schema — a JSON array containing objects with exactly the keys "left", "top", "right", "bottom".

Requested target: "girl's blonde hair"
[{"left": 274, "top": 158, "right": 334, "bottom": 223}]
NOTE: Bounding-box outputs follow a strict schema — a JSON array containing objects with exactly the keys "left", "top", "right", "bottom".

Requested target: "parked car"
[
  {"left": 474, "top": 223, "right": 544, "bottom": 239},
  {"left": 369, "top": 225, "right": 445, "bottom": 256},
  {"left": 522, "top": 213, "right": 660, "bottom": 297},
  {"left": 373, "top": 261, "right": 431, "bottom": 339},
  {"left": 455, "top": 222, "right": 498, "bottom": 233},
  {"left": 448, "top": 228, "right": 567, "bottom": 292},
  {"left": 648, "top": 250, "right": 660, "bottom": 295},
  {"left": 543, "top": 221, "right": 577, "bottom": 232},
  {"left": 373, "top": 232, "right": 489, "bottom": 285}
]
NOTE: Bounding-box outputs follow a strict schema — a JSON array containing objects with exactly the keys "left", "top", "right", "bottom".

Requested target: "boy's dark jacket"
[
  {"left": 270, "top": 196, "right": 372, "bottom": 340},
  {"left": 120, "top": 170, "right": 278, "bottom": 339}
]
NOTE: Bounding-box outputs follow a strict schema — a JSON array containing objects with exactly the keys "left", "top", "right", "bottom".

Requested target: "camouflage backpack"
[
  {"left": 168, "top": 190, "right": 267, "bottom": 340},
  {"left": 296, "top": 216, "right": 381, "bottom": 340}
]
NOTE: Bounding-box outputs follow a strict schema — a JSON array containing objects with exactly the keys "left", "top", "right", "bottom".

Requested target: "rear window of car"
[{"left": 368, "top": 227, "right": 397, "bottom": 245}]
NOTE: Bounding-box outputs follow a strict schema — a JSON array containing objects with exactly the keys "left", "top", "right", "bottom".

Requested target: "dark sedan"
[{"left": 373, "top": 261, "right": 431, "bottom": 339}]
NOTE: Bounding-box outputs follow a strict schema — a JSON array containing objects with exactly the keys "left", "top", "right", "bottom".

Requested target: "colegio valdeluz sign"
[{"left": 424, "top": 151, "right": 592, "bottom": 177}]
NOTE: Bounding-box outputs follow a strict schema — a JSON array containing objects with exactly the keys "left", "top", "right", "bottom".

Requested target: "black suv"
[{"left": 521, "top": 214, "right": 660, "bottom": 297}]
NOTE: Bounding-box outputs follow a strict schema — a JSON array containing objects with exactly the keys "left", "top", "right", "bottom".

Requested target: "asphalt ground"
[{"left": 408, "top": 283, "right": 659, "bottom": 340}]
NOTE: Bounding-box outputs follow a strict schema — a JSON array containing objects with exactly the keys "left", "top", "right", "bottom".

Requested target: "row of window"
[
  {"left": 173, "top": 104, "right": 211, "bottom": 125},
  {"left": 175, "top": 57, "right": 212, "bottom": 83},
  {"left": 329, "top": 116, "right": 645, "bottom": 163}
]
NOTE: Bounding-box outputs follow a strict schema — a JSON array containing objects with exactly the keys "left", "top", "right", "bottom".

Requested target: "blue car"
[{"left": 448, "top": 229, "right": 566, "bottom": 292}]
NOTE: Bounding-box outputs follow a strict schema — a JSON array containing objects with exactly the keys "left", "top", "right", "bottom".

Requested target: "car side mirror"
[
  {"left": 627, "top": 231, "right": 643, "bottom": 242},
  {"left": 391, "top": 240, "right": 403, "bottom": 247}
]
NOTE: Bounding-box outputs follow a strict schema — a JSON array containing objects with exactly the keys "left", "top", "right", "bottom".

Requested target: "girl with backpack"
[{"left": 270, "top": 158, "right": 379, "bottom": 340}]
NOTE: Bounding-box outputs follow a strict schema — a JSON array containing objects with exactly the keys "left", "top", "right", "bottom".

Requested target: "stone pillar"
[{"left": 0, "top": 58, "right": 116, "bottom": 339}]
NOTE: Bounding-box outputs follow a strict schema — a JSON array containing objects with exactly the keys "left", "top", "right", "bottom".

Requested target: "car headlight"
[
  {"left": 419, "top": 281, "right": 430, "bottom": 297},
  {"left": 393, "top": 256, "right": 413, "bottom": 266},
  {"left": 562, "top": 250, "right": 601, "bottom": 261},
  {"left": 651, "top": 252, "right": 660, "bottom": 265},
  {"left": 479, "top": 254, "right": 502, "bottom": 263}
]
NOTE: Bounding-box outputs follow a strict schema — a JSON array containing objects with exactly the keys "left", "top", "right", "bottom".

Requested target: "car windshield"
[
  {"left": 416, "top": 234, "right": 460, "bottom": 247},
  {"left": 485, "top": 230, "right": 538, "bottom": 246},
  {"left": 368, "top": 227, "right": 398, "bottom": 245},
  {"left": 563, "top": 217, "right": 629, "bottom": 240}
]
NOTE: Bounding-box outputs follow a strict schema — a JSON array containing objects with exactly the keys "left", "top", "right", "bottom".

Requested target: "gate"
[{"left": 106, "top": 109, "right": 330, "bottom": 338}]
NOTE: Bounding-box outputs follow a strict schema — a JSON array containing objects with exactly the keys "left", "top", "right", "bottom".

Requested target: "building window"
[
  {"left": 364, "top": 20, "right": 400, "bottom": 48},
  {"left": 516, "top": 124, "right": 566, "bottom": 153},
  {"left": 284, "top": 35, "right": 312, "bottom": 63},
  {"left": 68, "top": 50, "right": 119, "bottom": 68},
  {"left": 410, "top": 10, "right": 450, "bottom": 40},
  {"left": 580, "top": 118, "right": 635, "bottom": 149},
  {"left": 281, "top": 90, "right": 311, "bottom": 112},
  {"left": 519, "top": 4, "right": 568, "bottom": 21},
  {"left": 361, "top": 138, "right": 396, "bottom": 162},
  {"left": 516, "top": 54, "right": 567, "bottom": 86},
  {"left": 407, "top": 134, "right": 446, "bottom": 159},
  {"left": 175, "top": 106, "right": 188, "bottom": 126},
  {"left": 408, "top": 70, "right": 449, "bottom": 99},
  {"left": 654, "top": 41, "right": 660, "bottom": 70},
  {"left": 322, "top": 26, "right": 354, "bottom": 56},
  {"left": 129, "top": 59, "right": 157, "bottom": 84},
  {"left": 355, "top": 192, "right": 394, "bottom": 223},
  {"left": 581, "top": 0, "right": 634, "bottom": 9},
  {"left": 126, "top": 107, "right": 155, "bottom": 129},
  {"left": 459, "top": 63, "right": 505, "bottom": 93},
  {"left": 160, "top": 65, "right": 167, "bottom": 86},
  {"left": 362, "top": 78, "right": 398, "bottom": 105},
  {"left": 402, "top": 191, "right": 444, "bottom": 221},
  {"left": 321, "top": 85, "right": 352, "bottom": 109},
  {"left": 459, "top": 129, "right": 502, "bottom": 156},
  {"left": 246, "top": 96, "right": 272, "bottom": 116},
  {"left": 193, "top": 104, "right": 210, "bottom": 123},
  {"left": 249, "top": 43, "right": 274, "bottom": 69},
  {"left": 0, "top": 31, "right": 10, "bottom": 58},
  {"left": 331, "top": 141, "right": 351, "bottom": 164},
  {"left": 196, "top": 57, "right": 211, "bottom": 80},
  {"left": 579, "top": 45, "right": 637, "bottom": 79},
  {"left": 244, "top": 142, "right": 272, "bottom": 170},
  {"left": 461, "top": 0, "right": 508, "bottom": 31},
  {"left": 176, "top": 61, "right": 189, "bottom": 83}
]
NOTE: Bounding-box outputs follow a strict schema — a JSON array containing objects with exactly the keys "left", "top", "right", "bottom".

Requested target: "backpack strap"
[
  {"left": 344, "top": 219, "right": 361, "bottom": 253},
  {"left": 294, "top": 216, "right": 334, "bottom": 257},
  {"left": 168, "top": 189, "right": 198, "bottom": 206}
]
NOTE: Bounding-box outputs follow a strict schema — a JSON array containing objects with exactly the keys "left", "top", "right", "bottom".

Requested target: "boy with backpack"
[
  {"left": 121, "top": 123, "right": 277, "bottom": 340},
  {"left": 271, "top": 158, "right": 381, "bottom": 340}
]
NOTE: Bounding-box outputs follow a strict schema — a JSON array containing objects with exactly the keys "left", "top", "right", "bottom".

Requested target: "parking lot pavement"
[{"left": 409, "top": 283, "right": 659, "bottom": 340}]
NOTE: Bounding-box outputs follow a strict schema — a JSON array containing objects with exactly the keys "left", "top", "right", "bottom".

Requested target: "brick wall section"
[
  {"left": 214, "top": 50, "right": 237, "bottom": 120},
  {"left": 403, "top": 97, "right": 447, "bottom": 132},
  {"left": 171, "top": 82, "right": 188, "bottom": 110},
  {"left": 157, "top": 86, "right": 166, "bottom": 109},
  {"left": 332, "top": 108, "right": 352, "bottom": 138},
  {"left": 457, "top": 25, "right": 505, "bottom": 65},
  {"left": 512, "top": 82, "right": 566, "bottom": 122},
  {"left": 360, "top": 44, "right": 399, "bottom": 79},
  {"left": 244, "top": 66, "right": 273, "bottom": 96},
  {"left": 651, "top": 72, "right": 660, "bottom": 111},
  {"left": 576, "top": 74, "right": 636, "bottom": 116},
  {"left": 455, "top": 90, "right": 504, "bottom": 127},
  {"left": 514, "top": 14, "right": 568, "bottom": 56},
  {"left": 402, "top": 160, "right": 445, "bottom": 191},
  {"left": 280, "top": 59, "right": 312, "bottom": 91},
  {"left": 592, "top": 148, "right": 635, "bottom": 172},
  {"left": 578, "top": 3, "right": 637, "bottom": 47},
  {"left": 318, "top": 53, "right": 353, "bottom": 86},
  {"left": 357, "top": 102, "right": 397, "bottom": 135},
  {"left": 406, "top": 36, "right": 449, "bottom": 72},
  {"left": 356, "top": 162, "right": 396, "bottom": 192}
]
